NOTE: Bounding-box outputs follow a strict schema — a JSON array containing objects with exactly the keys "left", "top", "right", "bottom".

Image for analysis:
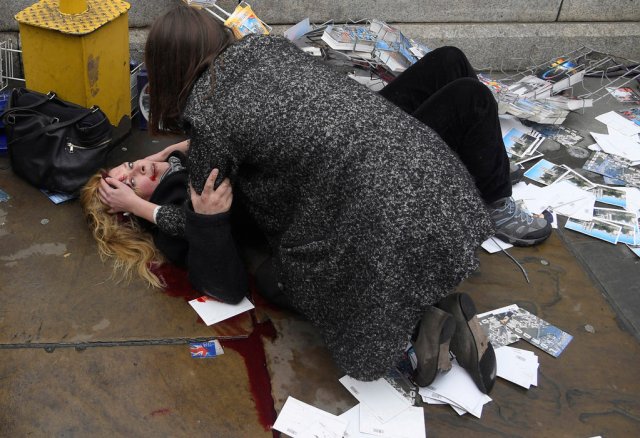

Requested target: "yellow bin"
[{"left": 16, "top": 0, "right": 131, "bottom": 127}]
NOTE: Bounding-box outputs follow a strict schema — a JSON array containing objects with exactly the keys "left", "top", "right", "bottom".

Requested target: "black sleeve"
[{"left": 185, "top": 204, "right": 249, "bottom": 304}]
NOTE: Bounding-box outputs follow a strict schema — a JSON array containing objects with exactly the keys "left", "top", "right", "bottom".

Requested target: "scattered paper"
[
  {"left": 339, "top": 375, "right": 412, "bottom": 423},
  {"left": 419, "top": 360, "right": 492, "bottom": 418},
  {"left": 495, "top": 346, "right": 539, "bottom": 389},
  {"left": 273, "top": 396, "right": 347, "bottom": 438},
  {"left": 358, "top": 403, "right": 426, "bottom": 438},
  {"left": 566, "top": 217, "right": 621, "bottom": 244},
  {"left": 481, "top": 236, "right": 513, "bottom": 253},
  {"left": 188, "top": 296, "right": 254, "bottom": 326},
  {"left": 595, "top": 111, "right": 640, "bottom": 137}
]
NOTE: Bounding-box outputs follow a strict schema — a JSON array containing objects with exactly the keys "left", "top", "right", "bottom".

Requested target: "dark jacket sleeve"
[{"left": 185, "top": 204, "right": 249, "bottom": 304}]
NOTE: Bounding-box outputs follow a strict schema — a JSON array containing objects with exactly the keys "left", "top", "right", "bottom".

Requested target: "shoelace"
[{"left": 506, "top": 198, "right": 534, "bottom": 225}]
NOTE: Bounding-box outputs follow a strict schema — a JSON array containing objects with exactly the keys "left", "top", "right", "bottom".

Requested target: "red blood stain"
[
  {"left": 150, "top": 408, "right": 171, "bottom": 417},
  {"left": 221, "top": 315, "right": 279, "bottom": 437},
  {"left": 155, "top": 263, "right": 280, "bottom": 434},
  {"left": 151, "top": 263, "right": 200, "bottom": 302}
]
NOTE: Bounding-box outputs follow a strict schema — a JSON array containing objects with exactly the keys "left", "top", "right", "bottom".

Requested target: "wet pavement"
[{"left": 1, "top": 82, "right": 640, "bottom": 436}]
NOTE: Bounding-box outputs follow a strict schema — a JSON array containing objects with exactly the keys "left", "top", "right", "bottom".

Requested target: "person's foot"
[
  {"left": 489, "top": 196, "right": 551, "bottom": 246},
  {"left": 412, "top": 306, "right": 456, "bottom": 387},
  {"left": 436, "top": 293, "right": 497, "bottom": 394}
]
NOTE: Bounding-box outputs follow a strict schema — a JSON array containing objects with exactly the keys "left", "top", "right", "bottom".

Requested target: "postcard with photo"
[
  {"left": 502, "top": 306, "right": 573, "bottom": 357},
  {"left": 536, "top": 57, "right": 586, "bottom": 93},
  {"left": 606, "top": 87, "right": 640, "bottom": 104},
  {"left": 593, "top": 185, "right": 627, "bottom": 209},
  {"left": 565, "top": 217, "right": 621, "bottom": 244},
  {"left": 524, "top": 159, "right": 569, "bottom": 185},
  {"left": 528, "top": 122, "right": 584, "bottom": 147},
  {"left": 503, "top": 128, "right": 543, "bottom": 158},
  {"left": 618, "top": 108, "right": 640, "bottom": 127},
  {"left": 507, "top": 75, "right": 553, "bottom": 99},
  {"left": 593, "top": 207, "right": 637, "bottom": 227},
  {"left": 557, "top": 168, "right": 596, "bottom": 190},
  {"left": 615, "top": 223, "right": 636, "bottom": 245},
  {"left": 583, "top": 151, "right": 640, "bottom": 188},
  {"left": 477, "top": 305, "right": 521, "bottom": 349}
]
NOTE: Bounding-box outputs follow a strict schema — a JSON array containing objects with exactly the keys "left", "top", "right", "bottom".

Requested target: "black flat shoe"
[
  {"left": 436, "top": 293, "right": 497, "bottom": 394},
  {"left": 413, "top": 306, "right": 456, "bottom": 387}
]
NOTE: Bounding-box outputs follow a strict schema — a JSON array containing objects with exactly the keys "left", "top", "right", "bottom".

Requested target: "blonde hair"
[{"left": 80, "top": 172, "right": 165, "bottom": 288}]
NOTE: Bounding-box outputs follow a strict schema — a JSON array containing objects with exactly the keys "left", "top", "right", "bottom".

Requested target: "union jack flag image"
[{"left": 190, "top": 340, "right": 224, "bottom": 358}]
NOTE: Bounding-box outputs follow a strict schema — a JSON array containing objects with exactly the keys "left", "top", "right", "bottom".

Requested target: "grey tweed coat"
[{"left": 183, "top": 35, "right": 494, "bottom": 380}]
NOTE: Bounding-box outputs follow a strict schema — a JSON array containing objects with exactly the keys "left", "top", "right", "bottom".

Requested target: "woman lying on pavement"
[
  {"left": 96, "top": 4, "right": 554, "bottom": 393},
  {"left": 80, "top": 145, "right": 250, "bottom": 304}
]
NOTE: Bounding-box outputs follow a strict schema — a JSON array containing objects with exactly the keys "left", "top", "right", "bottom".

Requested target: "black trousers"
[{"left": 379, "top": 46, "right": 511, "bottom": 204}]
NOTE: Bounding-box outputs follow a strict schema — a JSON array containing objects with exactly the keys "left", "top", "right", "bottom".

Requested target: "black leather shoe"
[
  {"left": 413, "top": 306, "right": 456, "bottom": 387},
  {"left": 436, "top": 293, "right": 497, "bottom": 394}
]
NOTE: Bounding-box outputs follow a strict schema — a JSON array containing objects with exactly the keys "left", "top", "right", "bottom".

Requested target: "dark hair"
[{"left": 145, "top": 4, "right": 234, "bottom": 134}]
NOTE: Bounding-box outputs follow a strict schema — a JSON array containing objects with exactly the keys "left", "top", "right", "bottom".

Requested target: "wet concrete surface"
[{"left": 1, "top": 84, "right": 640, "bottom": 435}]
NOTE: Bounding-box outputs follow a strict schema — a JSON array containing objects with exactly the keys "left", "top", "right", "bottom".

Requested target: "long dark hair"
[{"left": 145, "top": 4, "right": 234, "bottom": 134}]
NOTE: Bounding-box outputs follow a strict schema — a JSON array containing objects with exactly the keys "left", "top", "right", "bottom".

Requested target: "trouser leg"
[
  {"left": 379, "top": 46, "right": 477, "bottom": 113},
  {"left": 379, "top": 47, "right": 511, "bottom": 204},
  {"left": 411, "top": 78, "right": 511, "bottom": 204}
]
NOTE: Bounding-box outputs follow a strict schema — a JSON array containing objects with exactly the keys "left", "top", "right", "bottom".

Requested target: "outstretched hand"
[
  {"left": 190, "top": 169, "right": 232, "bottom": 215},
  {"left": 99, "top": 177, "right": 141, "bottom": 214}
]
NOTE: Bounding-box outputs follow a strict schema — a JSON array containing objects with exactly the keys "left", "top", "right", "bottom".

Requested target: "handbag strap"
[
  {"left": 15, "top": 90, "right": 57, "bottom": 110},
  {"left": 7, "top": 106, "right": 106, "bottom": 146}
]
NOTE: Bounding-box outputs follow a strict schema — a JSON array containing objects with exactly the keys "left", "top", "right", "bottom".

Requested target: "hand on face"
[
  {"left": 190, "top": 169, "right": 233, "bottom": 215},
  {"left": 107, "top": 160, "right": 167, "bottom": 201},
  {"left": 98, "top": 176, "right": 141, "bottom": 214}
]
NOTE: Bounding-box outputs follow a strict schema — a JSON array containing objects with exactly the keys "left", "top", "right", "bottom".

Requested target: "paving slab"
[
  {"left": 263, "top": 233, "right": 640, "bottom": 436},
  {"left": 0, "top": 344, "right": 272, "bottom": 437},
  {"left": 0, "top": 160, "right": 251, "bottom": 345},
  {"left": 559, "top": 0, "right": 640, "bottom": 22}
]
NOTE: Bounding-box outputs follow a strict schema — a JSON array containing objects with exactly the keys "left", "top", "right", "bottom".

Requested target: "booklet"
[
  {"left": 499, "top": 306, "right": 574, "bottom": 357},
  {"left": 478, "top": 305, "right": 573, "bottom": 357},
  {"left": 477, "top": 304, "right": 521, "bottom": 349}
]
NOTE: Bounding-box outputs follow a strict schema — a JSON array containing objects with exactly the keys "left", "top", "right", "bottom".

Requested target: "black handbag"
[{"left": 1, "top": 88, "right": 115, "bottom": 194}]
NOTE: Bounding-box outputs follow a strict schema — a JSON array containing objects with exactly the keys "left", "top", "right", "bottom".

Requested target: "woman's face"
[{"left": 108, "top": 159, "right": 170, "bottom": 200}]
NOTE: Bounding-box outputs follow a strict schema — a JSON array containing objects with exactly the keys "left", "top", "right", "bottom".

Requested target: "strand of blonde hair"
[{"left": 80, "top": 172, "right": 165, "bottom": 288}]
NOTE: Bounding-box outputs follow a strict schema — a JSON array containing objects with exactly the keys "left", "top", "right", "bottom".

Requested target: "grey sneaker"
[{"left": 490, "top": 197, "right": 551, "bottom": 246}]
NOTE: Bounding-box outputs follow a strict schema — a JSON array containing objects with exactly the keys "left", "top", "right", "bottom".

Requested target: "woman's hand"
[
  {"left": 99, "top": 177, "right": 142, "bottom": 214},
  {"left": 190, "top": 169, "right": 233, "bottom": 215},
  {"left": 144, "top": 139, "right": 190, "bottom": 162}
]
